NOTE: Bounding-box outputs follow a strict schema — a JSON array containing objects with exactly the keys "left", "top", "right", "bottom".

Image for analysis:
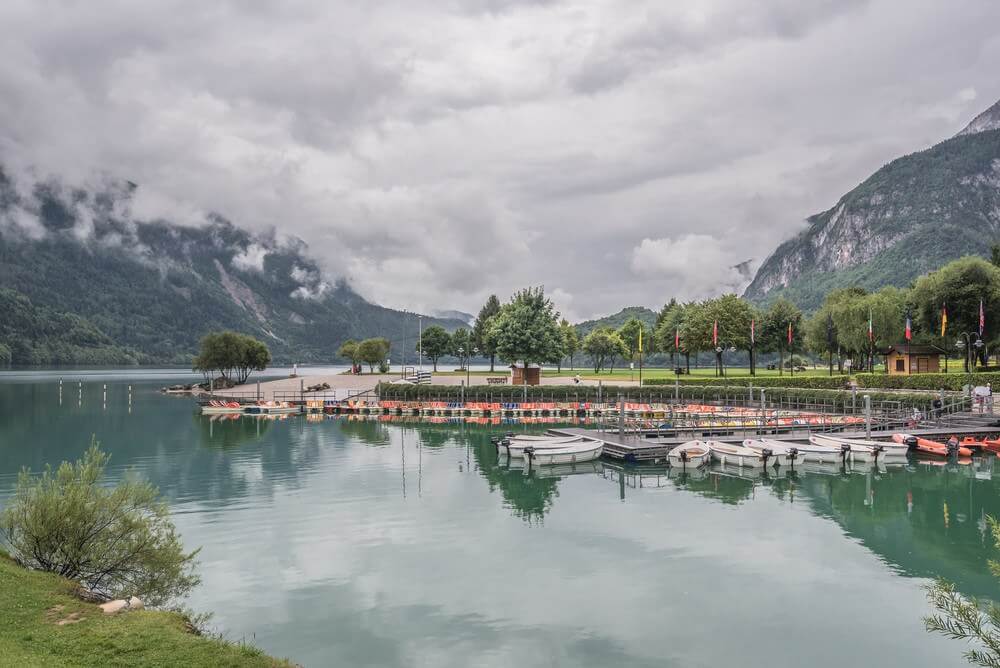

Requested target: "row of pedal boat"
[{"left": 494, "top": 431, "right": 1000, "bottom": 469}]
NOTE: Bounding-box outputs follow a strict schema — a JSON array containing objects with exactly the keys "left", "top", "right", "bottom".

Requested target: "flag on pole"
[
  {"left": 674, "top": 327, "right": 680, "bottom": 350},
  {"left": 750, "top": 318, "right": 755, "bottom": 346},
  {"left": 980, "top": 299, "right": 985, "bottom": 336},
  {"left": 787, "top": 321, "right": 793, "bottom": 345},
  {"left": 713, "top": 320, "right": 718, "bottom": 346},
  {"left": 868, "top": 308, "right": 874, "bottom": 342},
  {"left": 905, "top": 309, "right": 912, "bottom": 341},
  {"left": 941, "top": 303, "right": 948, "bottom": 337},
  {"left": 638, "top": 327, "right": 643, "bottom": 354}
]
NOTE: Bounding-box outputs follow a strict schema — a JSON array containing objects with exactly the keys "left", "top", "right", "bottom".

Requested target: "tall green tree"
[
  {"left": 558, "top": 319, "right": 579, "bottom": 371},
  {"left": 618, "top": 317, "right": 651, "bottom": 362},
  {"left": 654, "top": 301, "right": 689, "bottom": 370},
  {"left": 450, "top": 328, "right": 472, "bottom": 370},
  {"left": 760, "top": 298, "right": 803, "bottom": 376},
  {"left": 911, "top": 256, "right": 1000, "bottom": 368},
  {"left": 582, "top": 327, "right": 627, "bottom": 373},
  {"left": 489, "top": 287, "right": 563, "bottom": 372},
  {"left": 417, "top": 325, "right": 451, "bottom": 372},
  {"left": 337, "top": 339, "right": 361, "bottom": 368},
  {"left": 192, "top": 331, "right": 270, "bottom": 384},
  {"left": 473, "top": 295, "right": 502, "bottom": 372},
  {"left": 357, "top": 337, "right": 391, "bottom": 373},
  {"left": 683, "top": 295, "right": 754, "bottom": 376}
]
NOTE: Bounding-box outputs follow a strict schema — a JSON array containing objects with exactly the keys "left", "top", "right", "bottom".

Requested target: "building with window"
[{"left": 882, "top": 344, "right": 945, "bottom": 375}]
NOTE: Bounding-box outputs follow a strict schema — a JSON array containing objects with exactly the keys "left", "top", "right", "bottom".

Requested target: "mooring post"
[
  {"left": 760, "top": 388, "right": 766, "bottom": 436},
  {"left": 461, "top": 380, "right": 465, "bottom": 405},
  {"left": 674, "top": 375, "right": 679, "bottom": 402},
  {"left": 618, "top": 392, "right": 625, "bottom": 439},
  {"left": 256, "top": 380, "right": 261, "bottom": 402},
  {"left": 864, "top": 394, "right": 872, "bottom": 439}
]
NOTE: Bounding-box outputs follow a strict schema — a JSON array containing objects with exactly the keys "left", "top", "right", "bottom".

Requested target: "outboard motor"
[
  {"left": 787, "top": 447, "right": 799, "bottom": 467},
  {"left": 872, "top": 444, "right": 885, "bottom": 460},
  {"left": 679, "top": 449, "right": 690, "bottom": 467},
  {"left": 504, "top": 431, "right": 514, "bottom": 439},
  {"left": 500, "top": 438, "right": 511, "bottom": 455},
  {"left": 902, "top": 435, "right": 918, "bottom": 451},
  {"left": 761, "top": 447, "right": 773, "bottom": 468},
  {"left": 524, "top": 446, "right": 536, "bottom": 469},
  {"left": 840, "top": 443, "right": 852, "bottom": 464},
  {"left": 490, "top": 436, "right": 500, "bottom": 445},
  {"left": 947, "top": 437, "right": 960, "bottom": 457}
]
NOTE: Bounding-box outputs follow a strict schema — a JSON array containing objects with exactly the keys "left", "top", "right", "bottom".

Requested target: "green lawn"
[
  {"left": 432, "top": 366, "right": 863, "bottom": 379},
  {"left": 0, "top": 551, "right": 291, "bottom": 668}
]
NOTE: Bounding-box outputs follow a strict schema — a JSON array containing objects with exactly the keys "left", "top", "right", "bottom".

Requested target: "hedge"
[
  {"left": 643, "top": 376, "right": 851, "bottom": 390},
  {"left": 375, "top": 383, "right": 939, "bottom": 410},
  {"left": 853, "top": 372, "right": 1000, "bottom": 391}
]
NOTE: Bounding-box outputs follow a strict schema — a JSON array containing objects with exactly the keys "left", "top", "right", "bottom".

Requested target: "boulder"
[{"left": 99, "top": 597, "right": 144, "bottom": 614}]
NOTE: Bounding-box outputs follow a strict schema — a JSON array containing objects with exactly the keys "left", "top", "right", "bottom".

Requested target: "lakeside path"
[{"left": 236, "top": 370, "right": 638, "bottom": 400}]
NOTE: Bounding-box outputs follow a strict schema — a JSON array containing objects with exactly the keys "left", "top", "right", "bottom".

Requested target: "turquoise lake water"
[{"left": 1, "top": 370, "right": 998, "bottom": 666}]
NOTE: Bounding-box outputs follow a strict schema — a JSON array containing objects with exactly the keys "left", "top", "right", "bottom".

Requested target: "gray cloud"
[{"left": 1, "top": 0, "right": 999, "bottom": 318}]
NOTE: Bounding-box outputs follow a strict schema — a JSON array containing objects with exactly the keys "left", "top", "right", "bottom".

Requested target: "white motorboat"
[
  {"left": 200, "top": 400, "right": 245, "bottom": 415},
  {"left": 501, "top": 437, "right": 587, "bottom": 458},
  {"left": 522, "top": 439, "right": 603, "bottom": 466},
  {"left": 668, "top": 440, "right": 711, "bottom": 468},
  {"left": 809, "top": 433, "right": 901, "bottom": 462},
  {"left": 708, "top": 441, "right": 769, "bottom": 468},
  {"left": 742, "top": 439, "right": 799, "bottom": 467},
  {"left": 779, "top": 438, "right": 846, "bottom": 464}
]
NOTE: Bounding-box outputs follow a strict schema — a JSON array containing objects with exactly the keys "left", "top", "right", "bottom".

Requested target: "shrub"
[
  {"left": 855, "top": 372, "right": 1000, "bottom": 391},
  {"left": 0, "top": 439, "right": 200, "bottom": 606}
]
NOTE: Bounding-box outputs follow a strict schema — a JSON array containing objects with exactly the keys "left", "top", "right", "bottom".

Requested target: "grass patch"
[{"left": 0, "top": 550, "right": 292, "bottom": 667}]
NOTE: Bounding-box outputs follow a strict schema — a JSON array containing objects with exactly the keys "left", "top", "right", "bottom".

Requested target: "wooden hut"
[
  {"left": 510, "top": 364, "right": 541, "bottom": 386},
  {"left": 882, "top": 344, "right": 944, "bottom": 375}
]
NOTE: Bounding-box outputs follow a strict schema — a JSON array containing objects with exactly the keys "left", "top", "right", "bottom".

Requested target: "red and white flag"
[
  {"left": 713, "top": 320, "right": 718, "bottom": 346},
  {"left": 787, "top": 321, "right": 793, "bottom": 345},
  {"left": 750, "top": 318, "right": 755, "bottom": 346},
  {"left": 674, "top": 327, "right": 680, "bottom": 350},
  {"left": 980, "top": 299, "right": 985, "bottom": 336}
]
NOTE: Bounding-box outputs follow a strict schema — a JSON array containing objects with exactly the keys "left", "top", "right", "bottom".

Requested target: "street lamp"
[
  {"left": 956, "top": 333, "right": 985, "bottom": 383},
  {"left": 418, "top": 315, "right": 423, "bottom": 374},
  {"left": 714, "top": 343, "right": 738, "bottom": 377},
  {"left": 469, "top": 347, "right": 479, "bottom": 386}
]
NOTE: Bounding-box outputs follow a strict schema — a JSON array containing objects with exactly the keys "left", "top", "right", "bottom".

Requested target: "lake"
[{"left": 1, "top": 370, "right": 997, "bottom": 667}]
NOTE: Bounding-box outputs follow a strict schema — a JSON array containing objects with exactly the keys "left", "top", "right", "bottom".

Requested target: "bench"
[{"left": 486, "top": 377, "right": 508, "bottom": 385}]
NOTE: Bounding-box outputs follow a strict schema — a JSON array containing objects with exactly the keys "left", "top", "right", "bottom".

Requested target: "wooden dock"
[{"left": 551, "top": 423, "right": 1000, "bottom": 463}]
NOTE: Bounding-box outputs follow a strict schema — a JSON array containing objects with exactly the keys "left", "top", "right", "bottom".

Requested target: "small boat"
[
  {"left": 981, "top": 438, "right": 1000, "bottom": 454},
  {"left": 708, "top": 441, "right": 769, "bottom": 468},
  {"left": 668, "top": 440, "right": 711, "bottom": 468},
  {"left": 522, "top": 439, "right": 603, "bottom": 466},
  {"left": 784, "top": 439, "right": 846, "bottom": 464},
  {"left": 200, "top": 400, "right": 245, "bottom": 414},
  {"left": 892, "top": 433, "right": 973, "bottom": 457},
  {"left": 245, "top": 401, "right": 300, "bottom": 415},
  {"left": 498, "top": 437, "right": 587, "bottom": 458},
  {"left": 808, "top": 434, "right": 886, "bottom": 463},
  {"left": 742, "top": 439, "right": 799, "bottom": 467}
]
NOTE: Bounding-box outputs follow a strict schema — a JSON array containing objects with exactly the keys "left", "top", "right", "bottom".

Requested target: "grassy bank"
[{"left": 0, "top": 550, "right": 290, "bottom": 668}]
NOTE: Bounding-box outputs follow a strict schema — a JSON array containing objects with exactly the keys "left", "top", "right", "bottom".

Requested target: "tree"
[
  {"left": 925, "top": 515, "right": 1000, "bottom": 667},
  {"left": 473, "top": 295, "right": 502, "bottom": 372},
  {"left": 357, "top": 337, "right": 391, "bottom": 373},
  {"left": 912, "top": 256, "right": 1000, "bottom": 368},
  {"left": 450, "top": 328, "right": 472, "bottom": 369},
  {"left": 192, "top": 331, "right": 271, "bottom": 384},
  {"left": 760, "top": 298, "right": 803, "bottom": 376},
  {"left": 655, "top": 301, "right": 690, "bottom": 370},
  {"left": 618, "top": 317, "right": 652, "bottom": 362},
  {"left": 559, "top": 319, "right": 579, "bottom": 371},
  {"left": 417, "top": 325, "right": 451, "bottom": 371},
  {"left": 489, "top": 287, "right": 563, "bottom": 372},
  {"left": 0, "top": 439, "right": 200, "bottom": 607},
  {"left": 582, "top": 327, "right": 627, "bottom": 373},
  {"left": 683, "top": 295, "right": 754, "bottom": 376},
  {"left": 337, "top": 339, "right": 361, "bottom": 368}
]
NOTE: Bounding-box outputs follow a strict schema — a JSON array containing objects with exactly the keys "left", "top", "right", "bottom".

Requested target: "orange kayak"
[
  {"left": 892, "top": 433, "right": 973, "bottom": 457},
  {"left": 982, "top": 439, "right": 1000, "bottom": 454}
]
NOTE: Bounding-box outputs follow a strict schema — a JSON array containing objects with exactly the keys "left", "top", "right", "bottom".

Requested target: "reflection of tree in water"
[
  {"left": 467, "top": 430, "right": 561, "bottom": 522},
  {"left": 796, "top": 462, "right": 1000, "bottom": 600},
  {"left": 196, "top": 415, "right": 272, "bottom": 449},
  {"left": 335, "top": 418, "right": 391, "bottom": 446},
  {"left": 672, "top": 468, "right": 759, "bottom": 506}
]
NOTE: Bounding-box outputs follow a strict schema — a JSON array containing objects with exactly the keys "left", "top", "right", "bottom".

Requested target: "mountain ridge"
[
  {"left": 0, "top": 166, "right": 467, "bottom": 364},
  {"left": 745, "top": 98, "right": 1000, "bottom": 310}
]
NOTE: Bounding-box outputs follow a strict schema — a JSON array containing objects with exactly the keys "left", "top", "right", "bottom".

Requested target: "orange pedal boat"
[{"left": 892, "top": 433, "right": 973, "bottom": 457}]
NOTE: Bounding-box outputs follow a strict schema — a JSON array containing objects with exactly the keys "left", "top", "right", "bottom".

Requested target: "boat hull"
[{"left": 525, "top": 444, "right": 603, "bottom": 466}]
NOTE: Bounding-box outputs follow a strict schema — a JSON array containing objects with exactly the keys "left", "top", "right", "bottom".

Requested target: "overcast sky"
[{"left": 1, "top": 0, "right": 999, "bottom": 320}]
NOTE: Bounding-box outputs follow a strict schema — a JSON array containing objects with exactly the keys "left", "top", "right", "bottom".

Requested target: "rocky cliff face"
[{"left": 744, "top": 98, "right": 1000, "bottom": 310}]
